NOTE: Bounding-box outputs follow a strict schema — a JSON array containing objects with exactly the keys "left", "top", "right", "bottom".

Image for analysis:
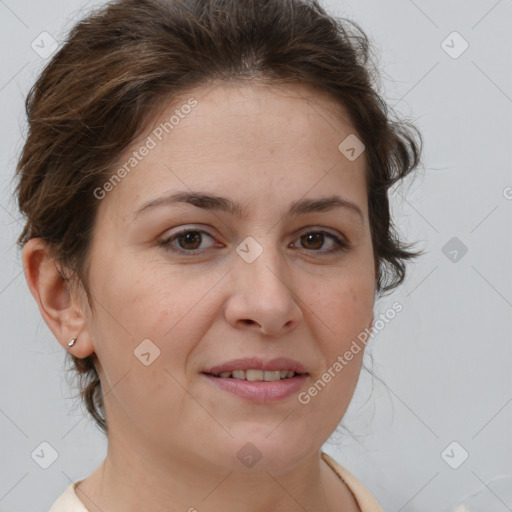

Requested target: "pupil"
[
  {"left": 302, "top": 232, "right": 323, "bottom": 250},
  {"left": 180, "top": 232, "right": 201, "bottom": 250}
]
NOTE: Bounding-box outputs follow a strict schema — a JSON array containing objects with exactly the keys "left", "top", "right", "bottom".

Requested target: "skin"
[{"left": 23, "top": 81, "right": 376, "bottom": 512}]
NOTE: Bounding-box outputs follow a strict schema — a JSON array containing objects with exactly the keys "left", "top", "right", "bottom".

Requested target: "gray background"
[{"left": 1, "top": 0, "right": 511, "bottom": 511}]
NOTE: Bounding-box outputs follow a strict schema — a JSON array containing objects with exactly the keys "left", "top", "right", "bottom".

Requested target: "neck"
[{"left": 74, "top": 433, "right": 359, "bottom": 512}]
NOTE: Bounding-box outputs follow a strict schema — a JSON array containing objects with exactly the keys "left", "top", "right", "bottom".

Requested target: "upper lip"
[{"left": 203, "top": 357, "right": 308, "bottom": 375}]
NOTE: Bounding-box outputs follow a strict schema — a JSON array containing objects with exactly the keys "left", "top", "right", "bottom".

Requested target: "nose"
[{"left": 224, "top": 242, "right": 303, "bottom": 337}]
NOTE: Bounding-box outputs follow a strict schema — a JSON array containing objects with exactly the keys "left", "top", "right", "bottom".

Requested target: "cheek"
[
  {"left": 85, "top": 256, "right": 216, "bottom": 424},
  {"left": 87, "top": 252, "right": 224, "bottom": 374},
  {"left": 90, "top": 250, "right": 181, "bottom": 328},
  {"left": 297, "top": 279, "right": 373, "bottom": 432},
  {"left": 311, "top": 269, "right": 375, "bottom": 345}
]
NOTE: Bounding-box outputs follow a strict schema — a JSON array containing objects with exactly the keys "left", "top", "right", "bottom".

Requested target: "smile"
[
  {"left": 202, "top": 371, "right": 308, "bottom": 402},
  {"left": 208, "top": 369, "right": 299, "bottom": 381}
]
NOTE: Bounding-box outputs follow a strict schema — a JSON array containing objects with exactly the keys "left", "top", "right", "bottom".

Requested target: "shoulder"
[
  {"left": 48, "top": 482, "right": 89, "bottom": 512},
  {"left": 321, "top": 452, "right": 384, "bottom": 512}
]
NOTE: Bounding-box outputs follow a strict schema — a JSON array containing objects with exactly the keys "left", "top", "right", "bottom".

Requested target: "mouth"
[
  {"left": 201, "top": 358, "right": 309, "bottom": 402},
  {"left": 203, "top": 369, "right": 303, "bottom": 381}
]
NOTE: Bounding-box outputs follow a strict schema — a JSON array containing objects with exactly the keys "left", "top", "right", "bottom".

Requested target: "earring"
[{"left": 67, "top": 337, "right": 78, "bottom": 348}]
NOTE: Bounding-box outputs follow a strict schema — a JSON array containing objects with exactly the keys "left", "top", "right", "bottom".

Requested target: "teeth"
[
  {"left": 213, "top": 369, "right": 298, "bottom": 380},
  {"left": 246, "top": 369, "right": 263, "bottom": 381},
  {"left": 263, "top": 370, "right": 281, "bottom": 381}
]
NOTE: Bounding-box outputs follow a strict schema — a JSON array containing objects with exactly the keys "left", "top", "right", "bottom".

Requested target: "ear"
[{"left": 22, "top": 238, "right": 95, "bottom": 359}]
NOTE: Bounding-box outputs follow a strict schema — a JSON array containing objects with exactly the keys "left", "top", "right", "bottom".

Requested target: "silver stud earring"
[{"left": 67, "top": 337, "right": 78, "bottom": 348}]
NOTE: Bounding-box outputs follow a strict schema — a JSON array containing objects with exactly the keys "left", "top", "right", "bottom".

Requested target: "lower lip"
[{"left": 202, "top": 373, "right": 308, "bottom": 402}]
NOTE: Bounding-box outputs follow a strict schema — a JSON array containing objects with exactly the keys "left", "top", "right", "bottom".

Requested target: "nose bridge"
[
  {"left": 228, "top": 233, "right": 302, "bottom": 335},
  {"left": 236, "top": 234, "right": 290, "bottom": 296}
]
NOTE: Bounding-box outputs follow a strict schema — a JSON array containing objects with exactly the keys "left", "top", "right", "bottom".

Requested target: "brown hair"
[{"left": 15, "top": 0, "right": 423, "bottom": 434}]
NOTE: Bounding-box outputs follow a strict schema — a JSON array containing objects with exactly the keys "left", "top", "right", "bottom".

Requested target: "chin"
[{"left": 208, "top": 428, "right": 318, "bottom": 475}]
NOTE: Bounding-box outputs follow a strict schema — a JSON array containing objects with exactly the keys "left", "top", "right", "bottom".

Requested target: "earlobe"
[{"left": 21, "top": 238, "right": 95, "bottom": 358}]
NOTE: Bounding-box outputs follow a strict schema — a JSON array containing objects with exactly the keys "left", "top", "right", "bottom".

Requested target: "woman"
[{"left": 16, "top": 0, "right": 422, "bottom": 510}]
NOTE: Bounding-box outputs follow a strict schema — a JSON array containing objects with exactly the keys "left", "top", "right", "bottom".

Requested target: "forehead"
[
  {"left": 97, "top": 81, "right": 367, "bottom": 221},
  {"left": 139, "top": 80, "right": 360, "bottom": 163}
]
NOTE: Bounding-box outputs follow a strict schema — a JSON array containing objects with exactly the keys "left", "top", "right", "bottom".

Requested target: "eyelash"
[{"left": 158, "top": 227, "right": 350, "bottom": 256}]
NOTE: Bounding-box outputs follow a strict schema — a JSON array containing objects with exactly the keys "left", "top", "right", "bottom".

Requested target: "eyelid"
[
  {"left": 291, "top": 228, "right": 350, "bottom": 253},
  {"left": 295, "top": 225, "right": 348, "bottom": 241},
  {"left": 159, "top": 225, "right": 350, "bottom": 256},
  {"left": 159, "top": 225, "right": 218, "bottom": 249}
]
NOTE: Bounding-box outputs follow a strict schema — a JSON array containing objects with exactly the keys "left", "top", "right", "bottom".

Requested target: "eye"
[
  {"left": 159, "top": 228, "right": 218, "bottom": 254},
  {"left": 158, "top": 227, "right": 349, "bottom": 256},
  {"left": 291, "top": 229, "right": 349, "bottom": 256}
]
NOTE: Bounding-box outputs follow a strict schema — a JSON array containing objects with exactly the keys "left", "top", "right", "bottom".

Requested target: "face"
[{"left": 84, "top": 81, "right": 375, "bottom": 473}]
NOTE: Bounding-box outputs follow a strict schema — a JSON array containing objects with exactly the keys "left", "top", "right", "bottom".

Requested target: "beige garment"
[
  {"left": 49, "top": 452, "right": 383, "bottom": 512},
  {"left": 321, "top": 452, "right": 384, "bottom": 511}
]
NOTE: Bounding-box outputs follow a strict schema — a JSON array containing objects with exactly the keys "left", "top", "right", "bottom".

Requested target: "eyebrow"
[{"left": 133, "top": 191, "right": 364, "bottom": 223}]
